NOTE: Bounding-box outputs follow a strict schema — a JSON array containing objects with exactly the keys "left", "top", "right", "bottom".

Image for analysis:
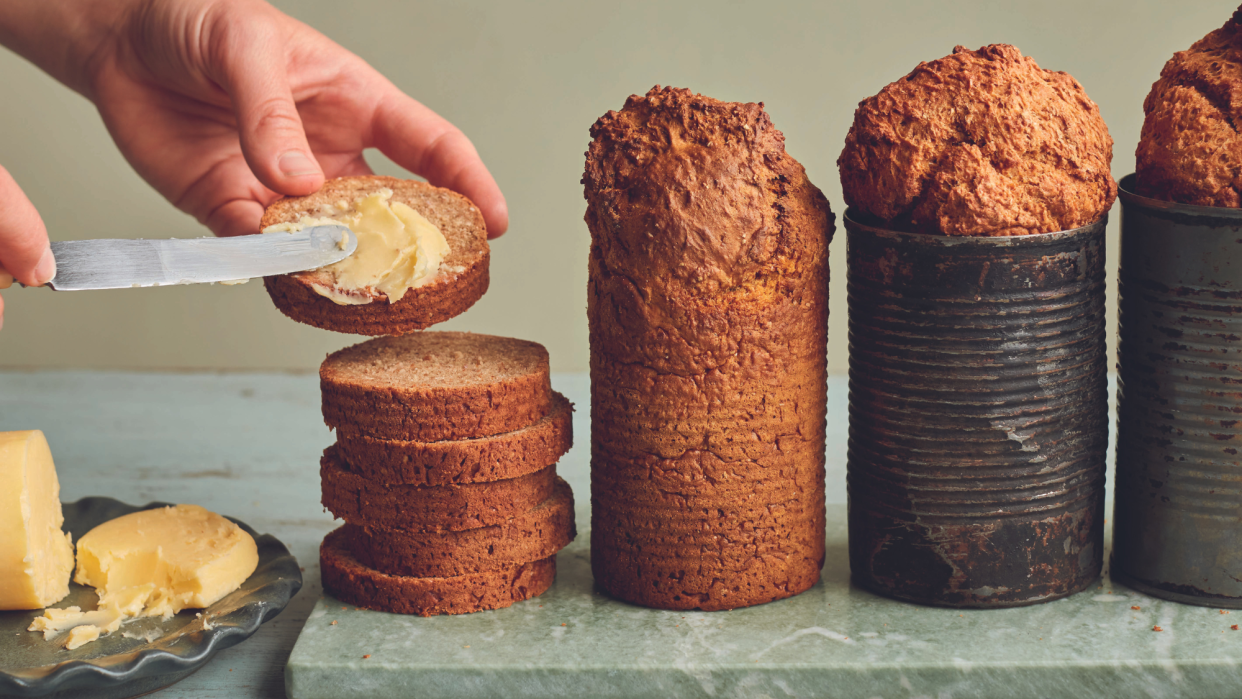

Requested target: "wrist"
[{"left": 0, "top": 0, "right": 138, "bottom": 98}]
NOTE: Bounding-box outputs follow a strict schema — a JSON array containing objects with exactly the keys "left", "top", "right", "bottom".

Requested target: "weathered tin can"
[
  {"left": 845, "top": 212, "right": 1108, "bottom": 608},
  {"left": 1112, "top": 174, "right": 1242, "bottom": 608}
]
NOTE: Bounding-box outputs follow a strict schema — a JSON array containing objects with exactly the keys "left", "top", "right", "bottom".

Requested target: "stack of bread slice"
[{"left": 316, "top": 332, "right": 576, "bottom": 616}]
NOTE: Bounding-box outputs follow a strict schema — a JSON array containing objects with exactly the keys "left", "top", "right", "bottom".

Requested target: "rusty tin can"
[
  {"left": 845, "top": 211, "right": 1108, "bottom": 608},
  {"left": 1112, "top": 174, "right": 1242, "bottom": 608}
]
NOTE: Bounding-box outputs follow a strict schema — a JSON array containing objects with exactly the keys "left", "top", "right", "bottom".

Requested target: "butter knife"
[{"left": 0, "top": 226, "right": 354, "bottom": 291}]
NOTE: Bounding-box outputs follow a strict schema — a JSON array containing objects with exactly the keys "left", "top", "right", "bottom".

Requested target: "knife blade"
[{"left": 0, "top": 226, "right": 355, "bottom": 291}]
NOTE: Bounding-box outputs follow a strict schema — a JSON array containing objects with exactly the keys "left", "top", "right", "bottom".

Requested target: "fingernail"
[
  {"left": 34, "top": 248, "right": 56, "bottom": 286},
  {"left": 279, "top": 151, "right": 320, "bottom": 177}
]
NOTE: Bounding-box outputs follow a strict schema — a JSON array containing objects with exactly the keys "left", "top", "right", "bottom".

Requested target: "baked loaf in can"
[
  {"left": 583, "top": 86, "right": 833, "bottom": 610},
  {"left": 1136, "top": 7, "right": 1242, "bottom": 206},
  {"left": 838, "top": 44, "right": 1115, "bottom": 236}
]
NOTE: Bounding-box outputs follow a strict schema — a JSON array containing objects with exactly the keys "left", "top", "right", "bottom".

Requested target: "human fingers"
[
  {"left": 0, "top": 165, "right": 54, "bottom": 287},
  {"left": 197, "top": 152, "right": 372, "bottom": 234},
  {"left": 207, "top": 9, "right": 324, "bottom": 197},
  {"left": 372, "top": 91, "right": 508, "bottom": 237}
]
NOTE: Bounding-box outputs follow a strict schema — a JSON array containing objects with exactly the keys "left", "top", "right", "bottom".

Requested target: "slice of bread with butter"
[{"left": 262, "top": 176, "right": 489, "bottom": 336}]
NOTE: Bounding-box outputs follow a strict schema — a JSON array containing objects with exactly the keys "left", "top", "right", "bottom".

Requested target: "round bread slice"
[
  {"left": 262, "top": 176, "right": 489, "bottom": 336},
  {"left": 336, "top": 392, "right": 573, "bottom": 485},
  {"left": 320, "top": 446, "right": 557, "bottom": 531},
  {"left": 321, "top": 332, "right": 552, "bottom": 443},
  {"left": 346, "top": 478, "right": 575, "bottom": 578},
  {"left": 320, "top": 528, "right": 555, "bottom": 616}
]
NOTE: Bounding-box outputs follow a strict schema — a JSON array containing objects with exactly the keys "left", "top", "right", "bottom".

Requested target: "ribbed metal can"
[
  {"left": 1112, "top": 174, "right": 1242, "bottom": 608},
  {"left": 845, "top": 212, "right": 1108, "bottom": 608}
]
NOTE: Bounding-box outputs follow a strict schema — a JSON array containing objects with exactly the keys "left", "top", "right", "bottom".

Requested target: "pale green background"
[{"left": 0, "top": 0, "right": 1228, "bottom": 372}]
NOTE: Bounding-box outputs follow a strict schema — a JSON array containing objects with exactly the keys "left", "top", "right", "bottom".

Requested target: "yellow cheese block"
[
  {"left": 0, "top": 430, "right": 74, "bottom": 610},
  {"left": 29, "top": 504, "right": 258, "bottom": 648}
]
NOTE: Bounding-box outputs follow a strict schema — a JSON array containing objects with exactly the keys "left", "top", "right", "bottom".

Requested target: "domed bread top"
[
  {"left": 262, "top": 176, "right": 489, "bottom": 335},
  {"left": 1136, "top": 6, "right": 1242, "bottom": 207},
  {"left": 583, "top": 85, "right": 834, "bottom": 375},
  {"left": 320, "top": 332, "right": 552, "bottom": 442},
  {"left": 838, "top": 44, "right": 1116, "bottom": 237}
]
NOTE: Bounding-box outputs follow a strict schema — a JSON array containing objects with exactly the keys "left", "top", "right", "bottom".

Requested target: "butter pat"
[
  {"left": 29, "top": 505, "right": 257, "bottom": 648},
  {"left": 0, "top": 430, "right": 74, "bottom": 610},
  {"left": 263, "top": 189, "right": 450, "bottom": 305}
]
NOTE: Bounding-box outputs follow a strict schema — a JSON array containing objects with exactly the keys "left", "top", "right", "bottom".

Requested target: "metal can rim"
[
  {"left": 842, "top": 208, "right": 1107, "bottom": 248},
  {"left": 1118, "top": 172, "right": 1242, "bottom": 221}
]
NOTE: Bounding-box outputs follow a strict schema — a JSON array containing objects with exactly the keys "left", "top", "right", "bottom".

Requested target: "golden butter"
[
  {"left": 263, "top": 189, "right": 449, "bottom": 305},
  {"left": 29, "top": 504, "right": 258, "bottom": 649},
  {"left": 0, "top": 430, "right": 74, "bottom": 610}
]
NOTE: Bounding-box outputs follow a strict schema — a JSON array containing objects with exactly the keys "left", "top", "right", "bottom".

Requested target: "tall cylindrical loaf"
[{"left": 583, "top": 86, "right": 834, "bottom": 611}]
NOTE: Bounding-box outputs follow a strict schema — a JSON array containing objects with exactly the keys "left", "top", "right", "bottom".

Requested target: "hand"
[
  {"left": 0, "top": 166, "right": 56, "bottom": 330},
  {"left": 79, "top": 0, "right": 507, "bottom": 239},
  {"left": 0, "top": 0, "right": 509, "bottom": 241}
]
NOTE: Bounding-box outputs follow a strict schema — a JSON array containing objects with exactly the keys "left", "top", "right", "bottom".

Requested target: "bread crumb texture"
[
  {"left": 584, "top": 86, "right": 832, "bottom": 610},
  {"left": 839, "top": 44, "right": 1116, "bottom": 236},
  {"left": 320, "top": 529, "right": 555, "bottom": 617},
  {"left": 345, "top": 478, "right": 575, "bottom": 578},
  {"left": 1136, "top": 6, "right": 1242, "bottom": 206},
  {"left": 320, "top": 332, "right": 552, "bottom": 442}
]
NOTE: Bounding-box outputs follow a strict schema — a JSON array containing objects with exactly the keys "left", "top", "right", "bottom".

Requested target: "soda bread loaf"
[
  {"left": 320, "top": 447, "right": 557, "bottom": 531},
  {"left": 839, "top": 44, "right": 1116, "bottom": 236},
  {"left": 583, "top": 86, "right": 833, "bottom": 611},
  {"left": 346, "top": 478, "right": 575, "bottom": 578},
  {"left": 320, "top": 528, "right": 556, "bottom": 617},
  {"left": 1136, "top": 7, "right": 1242, "bottom": 206},
  {"left": 262, "top": 176, "right": 489, "bottom": 335},
  {"left": 320, "top": 332, "right": 552, "bottom": 443},
  {"left": 334, "top": 392, "right": 572, "bottom": 485}
]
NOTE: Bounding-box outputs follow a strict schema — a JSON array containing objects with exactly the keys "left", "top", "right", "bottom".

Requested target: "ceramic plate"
[{"left": 0, "top": 497, "right": 302, "bottom": 699}]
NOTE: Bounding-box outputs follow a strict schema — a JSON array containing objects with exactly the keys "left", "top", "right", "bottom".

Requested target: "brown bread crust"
[
  {"left": 583, "top": 86, "right": 831, "bottom": 610},
  {"left": 336, "top": 392, "right": 573, "bottom": 485},
  {"left": 320, "top": 332, "right": 552, "bottom": 442},
  {"left": 346, "top": 478, "right": 575, "bottom": 578},
  {"left": 320, "top": 528, "right": 555, "bottom": 616},
  {"left": 839, "top": 44, "right": 1116, "bottom": 236},
  {"left": 320, "top": 447, "right": 557, "bottom": 531},
  {"left": 261, "top": 176, "right": 490, "bottom": 336},
  {"left": 1136, "top": 7, "right": 1242, "bottom": 206}
]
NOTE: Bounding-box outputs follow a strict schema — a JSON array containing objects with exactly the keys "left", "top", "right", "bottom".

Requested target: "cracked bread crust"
[
  {"left": 583, "top": 86, "right": 831, "bottom": 610},
  {"left": 1136, "top": 7, "right": 1242, "bottom": 206},
  {"left": 321, "top": 446, "right": 557, "bottom": 531},
  {"left": 346, "top": 478, "right": 575, "bottom": 578},
  {"left": 320, "top": 528, "right": 555, "bottom": 616},
  {"left": 261, "top": 176, "right": 489, "bottom": 336},
  {"left": 320, "top": 332, "right": 552, "bottom": 443},
  {"left": 839, "top": 44, "right": 1116, "bottom": 236},
  {"left": 335, "top": 392, "right": 573, "bottom": 485}
]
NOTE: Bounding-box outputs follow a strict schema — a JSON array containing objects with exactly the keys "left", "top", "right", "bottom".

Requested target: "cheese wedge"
[
  {"left": 29, "top": 504, "right": 258, "bottom": 648},
  {"left": 0, "top": 430, "right": 75, "bottom": 610}
]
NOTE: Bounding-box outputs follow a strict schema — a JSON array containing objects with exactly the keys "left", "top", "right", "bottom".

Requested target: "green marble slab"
[{"left": 285, "top": 503, "right": 1242, "bottom": 699}]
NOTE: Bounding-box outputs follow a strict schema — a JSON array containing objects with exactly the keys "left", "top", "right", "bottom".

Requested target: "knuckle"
[{"left": 251, "top": 97, "right": 302, "bottom": 133}]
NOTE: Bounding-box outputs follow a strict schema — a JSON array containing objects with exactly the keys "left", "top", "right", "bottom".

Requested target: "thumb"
[
  {"left": 0, "top": 166, "right": 54, "bottom": 287},
  {"left": 212, "top": 19, "right": 323, "bottom": 196}
]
